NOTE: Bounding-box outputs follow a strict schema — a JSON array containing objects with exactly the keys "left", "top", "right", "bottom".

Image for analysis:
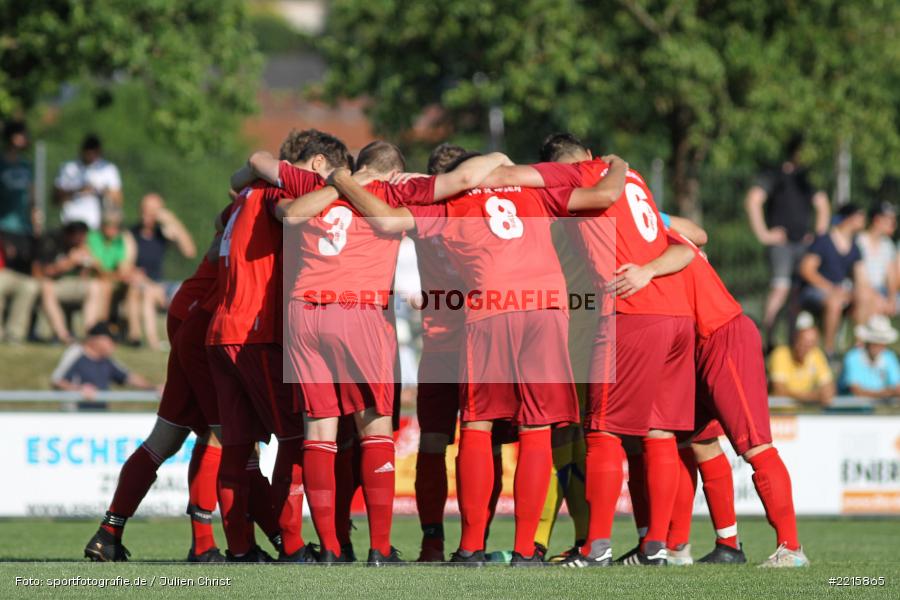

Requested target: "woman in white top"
[{"left": 857, "top": 203, "right": 898, "bottom": 316}]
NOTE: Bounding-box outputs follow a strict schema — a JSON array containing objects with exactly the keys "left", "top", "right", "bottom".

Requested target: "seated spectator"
[
  {"left": 0, "top": 234, "right": 39, "bottom": 343},
  {"left": 86, "top": 210, "right": 136, "bottom": 325},
  {"left": 125, "top": 193, "right": 195, "bottom": 349},
  {"left": 54, "top": 134, "right": 122, "bottom": 230},
  {"left": 798, "top": 204, "right": 872, "bottom": 354},
  {"left": 51, "top": 322, "right": 155, "bottom": 410},
  {"left": 769, "top": 311, "right": 835, "bottom": 405},
  {"left": 840, "top": 315, "right": 900, "bottom": 401},
  {"left": 37, "top": 222, "right": 107, "bottom": 343},
  {"left": 857, "top": 203, "right": 897, "bottom": 317}
]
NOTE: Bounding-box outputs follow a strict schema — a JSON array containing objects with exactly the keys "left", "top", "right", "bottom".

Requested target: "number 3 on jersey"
[
  {"left": 625, "top": 182, "right": 658, "bottom": 243},
  {"left": 319, "top": 205, "right": 353, "bottom": 256},
  {"left": 486, "top": 196, "right": 524, "bottom": 240}
]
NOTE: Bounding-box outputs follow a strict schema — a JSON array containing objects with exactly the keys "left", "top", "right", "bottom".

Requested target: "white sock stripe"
[
  {"left": 716, "top": 524, "right": 738, "bottom": 539},
  {"left": 305, "top": 442, "right": 338, "bottom": 453},
  {"left": 141, "top": 444, "right": 164, "bottom": 466},
  {"left": 360, "top": 437, "right": 394, "bottom": 447}
]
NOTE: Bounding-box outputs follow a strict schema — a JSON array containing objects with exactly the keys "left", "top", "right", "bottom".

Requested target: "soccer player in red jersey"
[
  {"left": 208, "top": 130, "right": 354, "bottom": 562},
  {"left": 85, "top": 228, "right": 228, "bottom": 563},
  {"left": 327, "top": 152, "right": 627, "bottom": 566},
  {"left": 624, "top": 213, "right": 808, "bottom": 567},
  {"left": 481, "top": 133, "right": 697, "bottom": 566},
  {"left": 285, "top": 142, "right": 510, "bottom": 565}
]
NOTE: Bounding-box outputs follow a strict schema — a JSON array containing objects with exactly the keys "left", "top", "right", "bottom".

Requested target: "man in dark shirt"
[
  {"left": 746, "top": 137, "right": 831, "bottom": 346},
  {"left": 798, "top": 204, "right": 872, "bottom": 354},
  {"left": 50, "top": 321, "right": 155, "bottom": 409}
]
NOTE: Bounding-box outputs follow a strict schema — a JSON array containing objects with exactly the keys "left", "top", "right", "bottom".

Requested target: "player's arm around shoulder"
[
  {"left": 613, "top": 238, "right": 695, "bottom": 299},
  {"left": 330, "top": 167, "right": 415, "bottom": 234},
  {"left": 433, "top": 152, "right": 513, "bottom": 199},
  {"left": 566, "top": 155, "right": 628, "bottom": 213}
]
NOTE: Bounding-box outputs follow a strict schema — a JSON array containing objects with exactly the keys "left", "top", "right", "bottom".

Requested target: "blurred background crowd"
[{"left": 1, "top": 0, "right": 898, "bottom": 411}]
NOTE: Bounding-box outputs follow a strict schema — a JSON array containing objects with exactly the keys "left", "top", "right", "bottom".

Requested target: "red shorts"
[
  {"left": 587, "top": 314, "right": 695, "bottom": 435},
  {"left": 157, "top": 310, "right": 219, "bottom": 434},
  {"left": 461, "top": 310, "right": 578, "bottom": 427},
  {"left": 694, "top": 314, "right": 772, "bottom": 455},
  {"left": 288, "top": 300, "right": 397, "bottom": 419},
  {"left": 208, "top": 343, "right": 303, "bottom": 445},
  {"left": 417, "top": 350, "right": 460, "bottom": 440},
  {"left": 693, "top": 419, "right": 725, "bottom": 442}
]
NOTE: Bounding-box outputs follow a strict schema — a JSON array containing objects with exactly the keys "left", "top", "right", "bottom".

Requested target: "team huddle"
[{"left": 83, "top": 129, "right": 809, "bottom": 568}]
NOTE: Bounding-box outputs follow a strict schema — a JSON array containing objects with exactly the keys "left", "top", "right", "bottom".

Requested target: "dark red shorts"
[
  {"left": 208, "top": 343, "right": 303, "bottom": 445},
  {"left": 694, "top": 314, "right": 772, "bottom": 455},
  {"left": 417, "top": 350, "right": 460, "bottom": 440},
  {"left": 693, "top": 419, "right": 725, "bottom": 442},
  {"left": 287, "top": 300, "right": 397, "bottom": 419},
  {"left": 157, "top": 310, "right": 219, "bottom": 434},
  {"left": 587, "top": 314, "right": 695, "bottom": 436},
  {"left": 461, "top": 310, "right": 578, "bottom": 427}
]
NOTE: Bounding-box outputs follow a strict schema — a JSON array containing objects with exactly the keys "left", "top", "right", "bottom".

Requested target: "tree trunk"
[{"left": 670, "top": 105, "right": 703, "bottom": 223}]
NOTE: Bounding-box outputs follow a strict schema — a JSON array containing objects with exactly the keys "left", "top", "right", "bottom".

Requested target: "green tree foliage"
[
  {"left": 319, "top": 0, "right": 900, "bottom": 221},
  {"left": 0, "top": 0, "right": 261, "bottom": 156}
]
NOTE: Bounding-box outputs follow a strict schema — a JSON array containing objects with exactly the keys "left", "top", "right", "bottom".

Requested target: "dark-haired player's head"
[
  {"left": 80, "top": 134, "right": 103, "bottom": 165},
  {"left": 539, "top": 132, "right": 592, "bottom": 164},
  {"left": 785, "top": 134, "right": 804, "bottom": 164},
  {"left": 3, "top": 120, "right": 28, "bottom": 151},
  {"left": 279, "top": 129, "right": 353, "bottom": 178},
  {"left": 427, "top": 143, "right": 467, "bottom": 175},
  {"left": 356, "top": 140, "right": 406, "bottom": 176}
]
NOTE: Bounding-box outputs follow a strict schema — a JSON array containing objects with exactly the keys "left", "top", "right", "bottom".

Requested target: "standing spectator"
[
  {"left": 797, "top": 204, "right": 872, "bottom": 354},
  {"left": 0, "top": 234, "right": 39, "bottom": 343},
  {"left": 857, "top": 203, "right": 898, "bottom": 317},
  {"left": 54, "top": 134, "right": 122, "bottom": 230},
  {"left": 746, "top": 136, "right": 831, "bottom": 346},
  {"left": 0, "top": 120, "right": 41, "bottom": 239},
  {"left": 125, "top": 193, "right": 195, "bottom": 349},
  {"left": 37, "top": 222, "right": 107, "bottom": 343},
  {"left": 86, "top": 211, "right": 135, "bottom": 326},
  {"left": 51, "top": 321, "right": 155, "bottom": 410},
  {"left": 768, "top": 312, "right": 835, "bottom": 405},
  {"left": 840, "top": 315, "right": 900, "bottom": 401}
]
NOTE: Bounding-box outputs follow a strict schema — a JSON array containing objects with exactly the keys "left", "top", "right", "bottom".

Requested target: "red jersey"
[
  {"left": 206, "top": 162, "right": 323, "bottom": 345},
  {"left": 533, "top": 160, "right": 692, "bottom": 318},
  {"left": 414, "top": 236, "right": 466, "bottom": 352},
  {"left": 408, "top": 185, "right": 574, "bottom": 323},
  {"left": 169, "top": 256, "right": 218, "bottom": 321},
  {"left": 667, "top": 230, "right": 743, "bottom": 338},
  {"left": 293, "top": 178, "right": 435, "bottom": 307}
]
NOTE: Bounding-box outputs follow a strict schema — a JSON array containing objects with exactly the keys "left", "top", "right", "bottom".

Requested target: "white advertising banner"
[{"left": 0, "top": 412, "right": 897, "bottom": 517}]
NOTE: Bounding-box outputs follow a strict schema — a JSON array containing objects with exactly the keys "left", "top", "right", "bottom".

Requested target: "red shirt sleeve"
[
  {"left": 390, "top": 176, "right": 437, "bottom": 207},
  {"left": 407, "top": 204, "right": 448, "bottom": 238},
  {"left": 278, "top": 162, "right": 324, "bottom": 197},
  {"left": 538, "top": 187, "right": 575, "bottom": 217},
  {"left": 532, "top": 162, "right": 584, "bottom": 188}
]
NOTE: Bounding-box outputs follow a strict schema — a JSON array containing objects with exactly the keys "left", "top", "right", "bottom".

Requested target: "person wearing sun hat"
[{"left": 840, "top": 315, "right": 900, "bottom": 400}]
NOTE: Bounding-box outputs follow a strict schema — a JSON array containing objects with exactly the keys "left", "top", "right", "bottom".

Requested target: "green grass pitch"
[{"left": 0, "top": 516, "right": 896, "bottom": 599}]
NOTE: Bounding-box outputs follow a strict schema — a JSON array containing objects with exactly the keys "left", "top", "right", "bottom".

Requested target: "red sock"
[
  {"left": 582, "top": 433, "right": 625, "bottom": 552},
  {"left": 217, "top": 444, "right": 255, "bottom": 556},
  {"left": 749, "top": 448, "right": 800, "bottom": 550},
  {"left": 104, "top": 444, "right": 164, "bottom": 538},
  {"left": 271, "top": 439, "right": 305, "bottom": 555},
  {"left": 456, "top": 428, "right": 493, "bottom": 552},
  {"left": 667, "top": 446, "right": 697, "bottom": 550},
  {"left": 303, "top": 440, "right": 341, "bottom": 555},
  {"left": 360, "top": 435, "right": 395, "bottom": 556},
  {"left": 247, "top": 457, "right": 279, "bottom": 544},
  {"left": 697, "top": 453, "right": 739, "bottom": 549},
  {"left": 187, "top": 443, "right": 221, "bottom": 554},
  {"left": 415, "top": 451, "right": 448, "bottom": 537},
  {"left": 334, "top": 442, "right": 357, "bottom": 547},
  {"left": 513, "top": 429, "right": 552, "bottom": 557},
  {"left": 626, "top": 452, "right": 648, "bottom": 540},
  {"left": 642, "top": 437, "right": 679, "bottom": 549}
]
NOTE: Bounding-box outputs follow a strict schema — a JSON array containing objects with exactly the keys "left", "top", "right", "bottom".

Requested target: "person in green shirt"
[{"left": 86, "top": 210, "right": 136, "bottom": 326}]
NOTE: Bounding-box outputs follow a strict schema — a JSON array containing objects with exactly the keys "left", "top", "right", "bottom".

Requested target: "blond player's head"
[
  {"left": 540, "top": 132, "right": 593, "bottom": 164},
  {"left": 355, "top": 140, "right": 405, "bottom": 176}
]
